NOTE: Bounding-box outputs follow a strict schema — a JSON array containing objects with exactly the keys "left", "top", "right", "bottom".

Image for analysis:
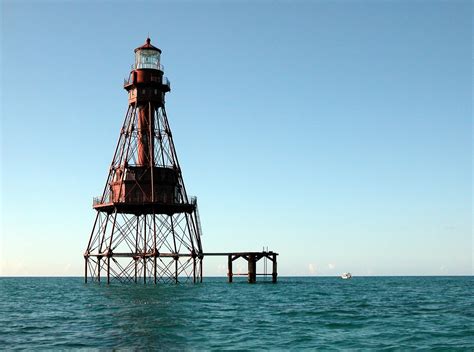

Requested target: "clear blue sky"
[{"left": 1, "top": 0, "right": 471, "bottom": 276}]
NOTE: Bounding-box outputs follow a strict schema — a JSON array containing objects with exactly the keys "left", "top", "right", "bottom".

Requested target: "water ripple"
[{"left": 0, "top": 277, "right": 473, "bottom": 349}]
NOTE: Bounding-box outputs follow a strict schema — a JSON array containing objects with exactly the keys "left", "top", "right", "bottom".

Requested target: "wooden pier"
[{"left": 203, "top": 251, "right": 278, "bottom": 283}]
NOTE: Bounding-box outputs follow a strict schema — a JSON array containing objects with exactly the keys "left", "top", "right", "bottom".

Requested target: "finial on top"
[{"left": 146, "top": 37, "right": 151, "bottom": 45}]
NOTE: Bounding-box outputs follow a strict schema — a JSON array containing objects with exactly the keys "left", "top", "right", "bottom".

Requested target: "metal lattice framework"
[{"left": 84, "top": 39, "right": 203, "bottom": 284}]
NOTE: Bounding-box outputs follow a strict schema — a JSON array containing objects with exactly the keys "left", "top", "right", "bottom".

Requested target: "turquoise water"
[{"left": 1, "top": 277, "right": 472, "bottom": 350}]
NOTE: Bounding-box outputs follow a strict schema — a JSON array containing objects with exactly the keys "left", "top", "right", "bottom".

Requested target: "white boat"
[{"left": 341, "top": 272, "right": 352, "bottom": 279}]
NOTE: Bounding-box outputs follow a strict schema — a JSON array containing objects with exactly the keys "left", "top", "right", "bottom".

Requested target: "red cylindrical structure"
[{"left": 137, "top": 104, "right": 154, "bottom": 166}]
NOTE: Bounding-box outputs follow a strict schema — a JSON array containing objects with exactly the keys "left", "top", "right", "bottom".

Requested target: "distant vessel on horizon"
[{"left": 341, "top": 272, "right": 352, "bottom": 279}]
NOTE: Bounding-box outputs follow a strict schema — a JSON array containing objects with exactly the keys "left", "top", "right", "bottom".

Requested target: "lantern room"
[{"left": 134, "top": 38, "right": 162, "bottom": 70}]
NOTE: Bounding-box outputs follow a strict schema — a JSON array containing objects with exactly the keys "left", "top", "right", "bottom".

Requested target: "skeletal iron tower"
[{"left": 84, "top": 38, "right": 204, "bottom": 284}]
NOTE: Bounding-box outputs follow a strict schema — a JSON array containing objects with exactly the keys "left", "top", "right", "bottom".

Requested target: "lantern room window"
[{"left": 135, "top": 49, "right": 161, "bottom": 70}]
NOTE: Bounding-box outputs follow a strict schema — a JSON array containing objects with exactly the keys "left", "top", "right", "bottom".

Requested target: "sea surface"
[{"left": 0, "top": 276, "right": 472, "bottom": 350}]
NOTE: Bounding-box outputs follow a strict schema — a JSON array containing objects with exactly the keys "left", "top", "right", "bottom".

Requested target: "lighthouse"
[{"left": 84, "top": 38, "right": 204, "bottom": 284}]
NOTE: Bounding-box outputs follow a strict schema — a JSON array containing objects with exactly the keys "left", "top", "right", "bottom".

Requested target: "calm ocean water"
[{"left": 0, "top": 276, "right": 472, "bottom": 350}]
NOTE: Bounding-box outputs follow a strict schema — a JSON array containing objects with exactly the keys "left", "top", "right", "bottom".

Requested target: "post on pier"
[
  {"left": 227, "top": 254, "right": 233, "bottom": 283},
  {"left": 248, "top": 254, "right": 256, "bottom": 283},
  {"left": 272, "top": 253, "right": 278, "bottom": 283}
]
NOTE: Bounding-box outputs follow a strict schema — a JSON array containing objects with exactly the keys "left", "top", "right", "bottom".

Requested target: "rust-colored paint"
[{"left": 137, "top": 105, "right": 154, "bottom": 166}]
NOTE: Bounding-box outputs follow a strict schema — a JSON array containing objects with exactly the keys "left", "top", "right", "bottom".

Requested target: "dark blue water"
[{"left": 1, "top": 277, "right": 472, "bottom": 350}]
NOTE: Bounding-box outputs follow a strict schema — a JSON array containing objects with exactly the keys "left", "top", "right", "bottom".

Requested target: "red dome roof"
[{"left": 134, "top": 38, "right": 162, "bottom": 53}]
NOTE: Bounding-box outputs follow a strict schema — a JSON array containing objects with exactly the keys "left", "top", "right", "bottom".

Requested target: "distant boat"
[{"left": 341, "top": 272, "right": 352, "bottom": 279}]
